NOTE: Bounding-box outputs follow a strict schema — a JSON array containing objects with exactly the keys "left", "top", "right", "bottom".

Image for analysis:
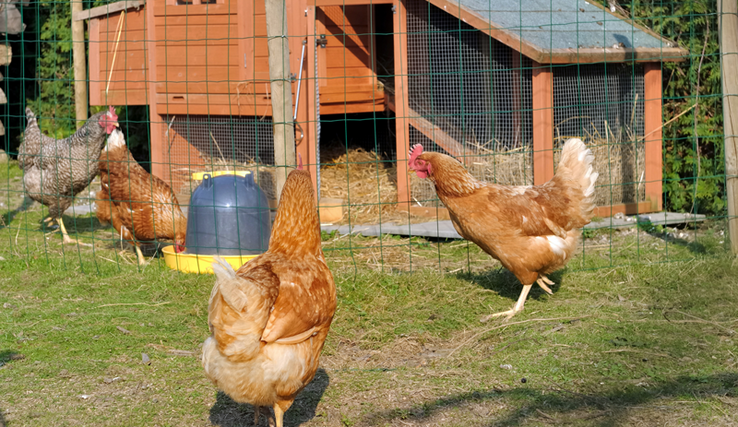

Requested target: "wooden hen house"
[
  {"left": 76, "top": 0, "right": 390, "bottom": 198},
  {"left": 77, "top": 0, "right": 689, "bottom": 217}
]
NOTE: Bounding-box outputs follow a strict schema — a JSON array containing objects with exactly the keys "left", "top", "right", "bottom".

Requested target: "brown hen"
[
  {"left": 202, "top": 163, "right": 336, "bottom": 427},
  {"left": 409, "top": 138, "right": 598, "bottom": 320},
  {"left": 95, "top": 129, "right": 187, "bottom": 264}
]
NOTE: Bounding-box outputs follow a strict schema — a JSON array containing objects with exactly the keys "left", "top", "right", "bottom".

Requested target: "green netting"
[{"left": 0, "top": 0, "right": 727, "bottom": 275}]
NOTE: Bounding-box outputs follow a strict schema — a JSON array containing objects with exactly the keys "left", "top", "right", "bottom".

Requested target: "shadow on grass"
[
  {"left": 0, "top": 195, "right": 36, "bottom": 230},
  {"left": 364, "top": 372, "right": 738, "bottom": 426},
  {"left": 636, "top": 219, "right": 712, "bottom": 255},
  {"left": 456, "top": 269, "right": 565, "bottom": 302},
  {"left": 209, "top": 368, "right": 330, "bottom": 427}
]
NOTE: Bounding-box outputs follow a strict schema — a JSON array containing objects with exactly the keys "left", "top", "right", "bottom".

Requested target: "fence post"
[
  {"left": 71, "top": 0, "right": 88, "bottom": 128},
  {"left": 265, "top": 0, "right": 296, "bottom": 199},
  {"left": 719, "top": 0, "right": 738, "bottom": 255}
]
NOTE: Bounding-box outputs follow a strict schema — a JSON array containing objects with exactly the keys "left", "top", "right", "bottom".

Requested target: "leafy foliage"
[{"left": 628, "top": 0, "right": 724, "bottom": 214}]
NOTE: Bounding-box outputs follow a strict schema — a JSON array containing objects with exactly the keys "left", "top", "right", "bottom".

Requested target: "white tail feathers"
[
  {"left": 557, "top": 138, "right": 599, "bottom": 217},
  {"left": 211, "top": 257, "right": 248, "bottom": 312}
]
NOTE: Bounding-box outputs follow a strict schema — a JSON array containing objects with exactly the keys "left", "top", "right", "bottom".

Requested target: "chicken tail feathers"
[
  {"left": 556, "top": 138, "right": 599, "bottom": 219},
  {"left": 211, "top": 257, "right": 249, "bottom": 313}
]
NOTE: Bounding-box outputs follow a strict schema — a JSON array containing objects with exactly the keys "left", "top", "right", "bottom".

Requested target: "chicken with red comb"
[{"left": 408, "top": 139, "right": 598, "bottom": 320}]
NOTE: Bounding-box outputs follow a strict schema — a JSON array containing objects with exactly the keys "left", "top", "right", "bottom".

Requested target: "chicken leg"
[
  {"left": 482, "top": 284, "right": 532, "bottom": 322},
  {"left": 47, "top": 216, "right": 91, "bottom": 246},
  {"left": 273, "top": 400, "right": 293, "bottom": 427},
  {"left": 134, "top": 245, "right": 146, "bottom": 265}
]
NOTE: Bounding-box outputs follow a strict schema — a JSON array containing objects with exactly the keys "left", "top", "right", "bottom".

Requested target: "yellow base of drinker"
[{"left": 162, "top": 245, "right": 258, "bottom": 274}]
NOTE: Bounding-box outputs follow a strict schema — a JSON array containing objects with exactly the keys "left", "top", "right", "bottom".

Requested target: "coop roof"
[{"left": 424, "top": 0, "right": 687, "bottom": 64}]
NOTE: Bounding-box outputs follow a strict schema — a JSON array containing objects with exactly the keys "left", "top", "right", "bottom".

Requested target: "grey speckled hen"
[{"left": 17, "top": 106, "right": 119, "bottom": 245}]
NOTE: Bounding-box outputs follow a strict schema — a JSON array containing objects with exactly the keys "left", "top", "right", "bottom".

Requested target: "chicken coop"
[
  {"left": 77, "top": 0, "right": 687, "bottom": 217},
  {"left": 76, "top": 0, "right": 389, "bottom": 202},
  {"left": 393, "top": 0, "right": 688, "bottom": 218}
]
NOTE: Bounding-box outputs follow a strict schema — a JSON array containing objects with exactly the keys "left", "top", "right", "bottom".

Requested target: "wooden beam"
[
  {"left": 406, "top": 107, "right": 467, "bottom": 159},
  {"left": 394, "top": 0, "right": 410, "bottom": 207},
  {"left": 643, "top": 63, "right": 663, "bottom": 212},
  {"left": 72, "top": 0, "right": 88, "bottom": 129},
  {"left": 719, "top": 0, "right": 738, "bottom": 254},
  {"left": 265, "top": 0, "right": 296, "bottom": 199},
  {"left": 74, "top": 0, "right": 144, "bottom": 21},
  {"left": 313, "top": 0, "right": 393, "bottom": 6},
  {"left": 145, "top": 0, "right": 165, "bottom": 182},
  {"left": 306, "top": 6, "right": 319, "bottom": 198},
  {"left": 532, "top": 61, "right": 554, "bottom": 186},
  {"left": 88, "top": 19, "right": 102, "bottom": 105}
]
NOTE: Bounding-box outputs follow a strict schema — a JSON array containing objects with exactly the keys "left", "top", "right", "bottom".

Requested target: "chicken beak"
[
  {"left": 112, "top": 122, "right": 120, "bottom": 128},
  {"left": 407, "top": 168, "right": 416, "bottom": 176}
]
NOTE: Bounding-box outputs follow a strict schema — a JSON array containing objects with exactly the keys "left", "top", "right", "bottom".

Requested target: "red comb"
[
  {"left": 297, "top": 153, "right": 303, "bottom": 170},
  {"left": 108, "top": 106, "right": 118, "bottom": 121},
  {"left": 408, "top": 144, "right": 424, "bottom": 167}
]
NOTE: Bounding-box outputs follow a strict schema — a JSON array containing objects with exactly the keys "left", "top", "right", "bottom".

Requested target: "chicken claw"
[
  {"left": 58, "top": 217, "right": 92, "bottom": 247},
  {"left": 481, "top": 284, "right": 532, "bottom": 322},
  {"left": 536, "top": 276, "right": 555, "bottom": 295}
]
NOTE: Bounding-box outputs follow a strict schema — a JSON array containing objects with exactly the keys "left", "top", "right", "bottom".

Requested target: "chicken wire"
[
  {"left": 162, "top": 115, "right": 278, "bottom": 201},
  {"left": 552, "top": 63, "right": 646, "bottom": 207},
  {"left": 405, "top": 0, "right": 534, "bottom": 206}
]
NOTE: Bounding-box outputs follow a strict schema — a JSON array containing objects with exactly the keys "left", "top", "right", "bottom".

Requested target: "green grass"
[{"left": 1, "top": 160, "right": 737, "bottom": 426}]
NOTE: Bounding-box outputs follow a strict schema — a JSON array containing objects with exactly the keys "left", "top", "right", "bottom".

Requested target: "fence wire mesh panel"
[
  {"left": 3, "top": 0, "right": 738, "bottom": 425},
  {"left": 0, "top": 0, "right": 728, "bottom": 274}
]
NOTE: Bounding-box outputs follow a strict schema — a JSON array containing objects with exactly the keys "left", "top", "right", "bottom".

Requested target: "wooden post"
[
  {"left": 532, "top": 61, "right": 554, "bottom": 185},
  {"left": 265, "top": 0, "right": 296, "bottom": 199},
  {"left": 643, "top": 63, "right": 663, "bottom": 212},
  {"left": 145, "top": 0, "right": 164, "bottom": 182},
  {"left": 71, "top": 0, "right": 88, "bottom": 128},
  {"left": 394, "top": 0, "right": 410, "bottom": 208},
  {"left": 719, "top": 0, "right": 738, "bottom": 254}
]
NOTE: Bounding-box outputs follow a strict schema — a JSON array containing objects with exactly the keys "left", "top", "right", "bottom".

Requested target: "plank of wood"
[
  {"left": 94, "top": 89, "right": 149, "bottom": 105},
  {"left": 96, "top": 8, "right": 146, "bottom": 31},
  {"left": 406, "top": 107, "right": 467, "bottom": 160},
  {"left": 74, "top": 0, "right": 145, "bottom": 21},
  {"left": 532, "top": 61, "right": 554, "bottom": 185},
  {"left": 720, "top": 0, "right": 738, "bottom": 254},
  {"left": 643, "top": 63, "right": 663, "bottom": 212},
  {"left": 394, "top": 0, "right": 410, "bottom": 206},
  {"left": 319, "top": 101, "right": 385, "bottom": 115},
  {"left": 153, "top": 2, "right": 235, "bottom": 17}
]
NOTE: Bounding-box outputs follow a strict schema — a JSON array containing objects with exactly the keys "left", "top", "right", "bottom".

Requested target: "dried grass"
[{"left": 319, "top": 148, "right": 411, "bottom": 225}]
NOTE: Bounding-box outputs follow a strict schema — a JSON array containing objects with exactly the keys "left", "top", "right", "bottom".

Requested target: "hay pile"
[
  {"left": 554, "top": 135, "right": 645, "bottom": 207},
  {"left": 320, "top": 148, "right": 405, "bottom": 225}
]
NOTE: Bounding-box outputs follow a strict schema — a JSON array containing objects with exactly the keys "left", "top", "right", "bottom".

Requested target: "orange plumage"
[
  {"left": 409, "top": 138, "right": 598, "bottom": 320},
  {"left": 202, "top": 166, "right": 336, "bottom": 427},
  {"left": 95, "top": 129, "right": 187, "bottom": 264}
]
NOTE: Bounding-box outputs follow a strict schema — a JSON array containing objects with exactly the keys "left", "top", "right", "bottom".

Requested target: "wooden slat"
[
  {"left": 157, "top": 103, "right": 271, "bottom": 116},
  {"left": 395, "top": 0, "right": 410, "bottom": 206},
  {"left": 89, "top": 19, "right": 102, "bottom": 105},
  {"left": 74, "top": 0, "right": 144, "bottom": 21},
  {"left": 400, "top": 202, "right": 658, "bottom": 221},
  {"left": 155, "top": 46, "right": 239, "bottom": 66},
  {"left": 154, "top": 14, "right": 237, "bottom": 27},
  {"left": 320, "top": 100, "right": 385, "bottom": 115},
  {"left": 314, "top": 0, "right": 392, "bottom": 6},
  {"left": 147, "top": 0, "right": 164, "bottom": 181},
  {"left": 532, "top": 61, "right": 554, "bottom": 185},
  {"left": 155, "top": 65, "right": 240, "bottom": 83},
  {"left": 153, "top": 2, "right": 235, "bottom": 17},
  {"left": 643, "top": 63, "right": 663, "bottom": 211},
  {"left": 96, "top": 89, "right": 149, "bottom": 105},
  {"left": 406, "top": 107, "right": 468, "bottom": 160}
]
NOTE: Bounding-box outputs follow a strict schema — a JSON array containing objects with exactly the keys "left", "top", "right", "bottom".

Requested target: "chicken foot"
[
  {"left": 482, "top": 284, "right": 532, "bottom": 321},
  {"left": 134, "top": 245, "right": 146, "bottom": 265},
  {"left": 50, "top": 217, "right": 92, "bottom": 247},
  {"left": 536, "top": 276, "right": 555, "bottom": 295}
]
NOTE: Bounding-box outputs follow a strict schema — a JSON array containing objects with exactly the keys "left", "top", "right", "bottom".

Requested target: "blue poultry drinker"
[{"left": 185, "top": 172, "right": 271, "bottom": 255}]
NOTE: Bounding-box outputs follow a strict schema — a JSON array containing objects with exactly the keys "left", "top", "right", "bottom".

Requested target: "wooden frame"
[
  {"left": 532, "top": 61, "right": 554, "bottom": 185},
  {"left": 644, "top": 63, "right": 664, "bottom": 212},
  {"left": 394, "top": 0, "right": 410, "bottom": 208}
]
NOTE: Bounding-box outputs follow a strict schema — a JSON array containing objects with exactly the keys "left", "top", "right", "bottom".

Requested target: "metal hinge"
[{"left": 318, "top": 34, "right": 327, "bottom": 48}]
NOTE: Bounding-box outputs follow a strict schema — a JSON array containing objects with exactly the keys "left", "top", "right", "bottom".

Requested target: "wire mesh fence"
[{"left": 0, "top": 0, "right": 727, "bottom": 275}]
